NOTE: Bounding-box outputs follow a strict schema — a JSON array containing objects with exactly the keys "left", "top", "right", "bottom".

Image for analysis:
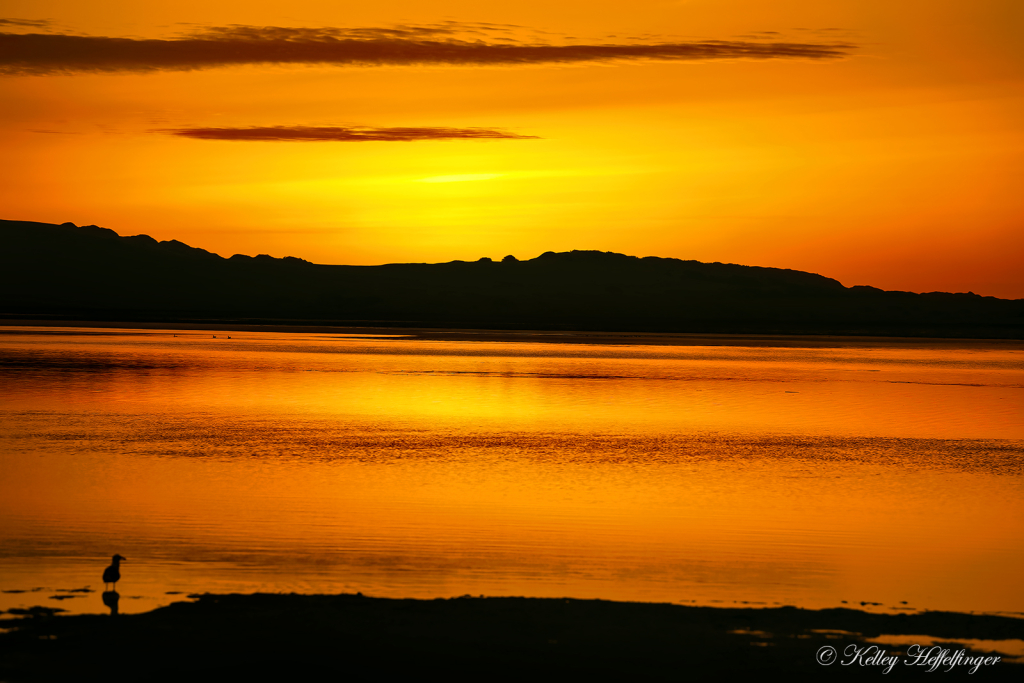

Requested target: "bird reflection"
[
  {"left": 102, "top": 590, "right": 120, "bottom": 615},
  {"left": 103, "top": 554, "right": 125, "bottom": 590}
]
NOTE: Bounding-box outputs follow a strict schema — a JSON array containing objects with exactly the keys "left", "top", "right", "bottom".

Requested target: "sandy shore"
[{"left": 1, "top": 593, "right": 1021, "bottom": 680}]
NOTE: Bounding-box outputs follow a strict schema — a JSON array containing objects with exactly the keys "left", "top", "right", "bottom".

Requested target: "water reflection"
[
  {"left": 102, "top": 590, "right": 119, "bottom": 615},
  {"left": 0, "top": 327, "right": 1021, "bottom": 616}
]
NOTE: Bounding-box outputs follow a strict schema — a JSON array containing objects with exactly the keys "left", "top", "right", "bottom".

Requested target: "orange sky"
[{"left": 1, "top": 0, "right": 1022, "bottom": 297}]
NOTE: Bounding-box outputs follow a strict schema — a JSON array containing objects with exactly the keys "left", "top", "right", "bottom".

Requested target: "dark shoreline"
[
  {"left": 2, "top": 318, "right": 1022, "bottom": 350},
  {"left": 1, "top": 593, "right": 1021, "bottom": 680}
]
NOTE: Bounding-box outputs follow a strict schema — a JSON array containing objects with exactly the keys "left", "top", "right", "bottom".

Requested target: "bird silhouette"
[{"left": 103, "top": 554, "right": 126, "bottom": 590}]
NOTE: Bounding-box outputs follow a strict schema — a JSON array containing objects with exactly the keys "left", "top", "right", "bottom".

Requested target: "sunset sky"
[{"left": 1, "top": 0, "right": 1022, "bottom": 297}]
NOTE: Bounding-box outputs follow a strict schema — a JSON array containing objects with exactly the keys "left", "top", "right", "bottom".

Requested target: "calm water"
[{"left": 1, "top": 326, "right": 1022, "bottom": 616}]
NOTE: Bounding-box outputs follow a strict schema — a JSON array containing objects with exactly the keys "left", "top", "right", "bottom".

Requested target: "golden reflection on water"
[{"left": 0, "top": 327, "right": 1022, "bottom": 616}]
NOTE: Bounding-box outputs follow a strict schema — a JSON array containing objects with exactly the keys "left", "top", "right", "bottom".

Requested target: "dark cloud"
[
  {"left": 158, "top": 125, "right": 539, "bottom": 142},
  {"left": 0, "top": 18, "right": 52, "bottom": 28},
  {"left": 0, "top": 23, "right": 855, "bottom": 75},
  {"left": 183, "top": 22, "right": 528, "bottom": 43}
]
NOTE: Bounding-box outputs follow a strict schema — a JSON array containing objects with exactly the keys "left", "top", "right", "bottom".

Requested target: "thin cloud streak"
[
  {"left": 0, "top": 18, "right": 53, "bottom": 28},
  {"left": 0, "top": 24, "right": 855, "bottom": 75},
  {"left": 159, "top": 125, "right": 540, "bottom": 142}
]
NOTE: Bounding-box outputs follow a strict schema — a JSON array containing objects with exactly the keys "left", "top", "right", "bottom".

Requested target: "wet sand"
[{"left": 1, "top": 593, "right": 1021, "bottom": 681}]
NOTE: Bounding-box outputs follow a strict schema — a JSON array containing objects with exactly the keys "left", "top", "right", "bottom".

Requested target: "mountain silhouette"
[{"left": 2, "top": 219, "right": 1021, "bottom": 338}]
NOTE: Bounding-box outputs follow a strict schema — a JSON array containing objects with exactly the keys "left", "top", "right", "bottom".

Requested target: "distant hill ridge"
[{"left": 1, "top": 219, "right": 1021, "bottom": 338}]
